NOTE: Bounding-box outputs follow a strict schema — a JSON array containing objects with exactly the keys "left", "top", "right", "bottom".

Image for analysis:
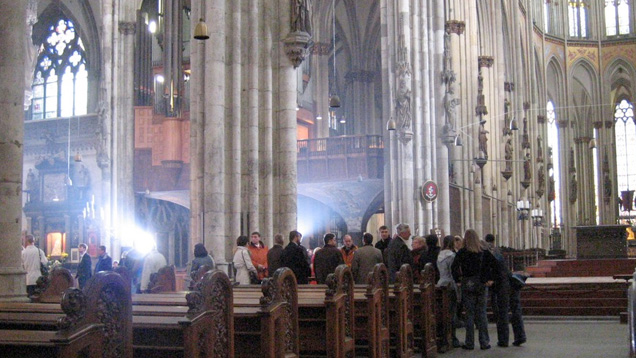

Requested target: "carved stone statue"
[
  {"left": 291, "top": 0, "right": 312, "bottom": 34},
  {"left": 396, "top": 71, "right": 412, "bottom": 132},
  {"left": 444, "top": 95, "right": 460, "bottom": 124},
  {"left": 569, "top": 172, "right": 578, "bottom": 204},
  {"left": 537, "top": 164, "right": 545, "bottom": 196},
  {"left": 523, "top": 153, "right": 532, "bottom": 181},
  {"left": 548, "top": 174, "right": 555, "bottom": 202},
  {"left": 478, "top": 124, "right": 489, "bottom": 158},
  {"left": 537, "top": 135, "right": 543, "bottom": 161},
  {"left": 505, "top": 138, "right": 513, "bottom": 171}
]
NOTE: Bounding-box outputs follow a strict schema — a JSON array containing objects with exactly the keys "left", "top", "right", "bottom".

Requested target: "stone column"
[{"left": 0, "top": 0, "right": 28, "bottom": 301}]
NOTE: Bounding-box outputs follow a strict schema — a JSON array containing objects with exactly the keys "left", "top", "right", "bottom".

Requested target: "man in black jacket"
[
  {"left": 280, "top": 230, "right": 311, "bottom": 284},
  {"left": 313, "top": 233, "right": 344, "bottom": 284},
  {"left": 386, "top": 223, "right": 414, "bottom": 282},
  {"left": 267, "top": 233, "right": 285, "bottom": 277},
  {"left": 76, "top": 243, "right": 92, "bottom": 289}
]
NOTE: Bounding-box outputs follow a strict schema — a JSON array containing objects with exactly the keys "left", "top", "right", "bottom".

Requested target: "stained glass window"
[
  {"left": 31, "top": 18, "right": 87, "bottom": 120},
  {"left": 615, "top": 99, "right": 636, "bottom": 217},
  {"left": 547, "top": 101, "right": 561, "bottom": 227}
]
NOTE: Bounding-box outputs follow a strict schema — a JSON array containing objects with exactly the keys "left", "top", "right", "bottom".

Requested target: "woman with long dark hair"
[{"left": 451, "top": 229, "right": 497, "bottom": 350}]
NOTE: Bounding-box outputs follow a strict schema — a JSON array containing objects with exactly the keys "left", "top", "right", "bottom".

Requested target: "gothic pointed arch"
[
  {"left": 605, "top": 58, "right": 636, "bottom": 106},
  {"left": 570, "top": 59, "right": 599, "bottom": 138}
]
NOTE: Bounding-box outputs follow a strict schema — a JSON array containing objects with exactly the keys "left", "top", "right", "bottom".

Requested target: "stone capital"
[
  {"left": 504, "top": 82, "right": 515, "bottom": 92},
  {"left": 478, "top": 56, "right": 494, "bottom": 68},
  {"left": 118, "top": 21, "right": 136, "bottom": 35},
  {"left": 537, "top": 115, "right": 546, "bottom": 124},
  {"left": 445, "top": 20, "right": 466, "bottom": 35},
  {"left": 557, "top": 119, "right": 569, "bottom": 128},
  {"left": 311, "top": 42, "right": 331, "bottom": 56}
]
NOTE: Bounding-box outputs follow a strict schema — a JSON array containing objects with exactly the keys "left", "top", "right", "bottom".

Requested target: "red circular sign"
[{"left": 422, "top": 180, "right": 438, "bottom": 202}]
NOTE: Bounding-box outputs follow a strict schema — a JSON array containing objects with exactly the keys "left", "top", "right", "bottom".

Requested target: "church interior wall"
[{"left": 13, "top": 0, "right": 636, "bottom": 276}]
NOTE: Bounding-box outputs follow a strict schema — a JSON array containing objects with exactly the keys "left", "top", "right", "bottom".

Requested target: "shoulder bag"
[{"left": 242, "top": 250, "right": 260, "bottom": 284}]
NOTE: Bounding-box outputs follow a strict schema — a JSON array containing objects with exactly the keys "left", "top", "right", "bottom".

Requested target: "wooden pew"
[
  {"left": 133, "top": 268, "right": 234, "bottom": 358},
  {"left": 147, "top": 265, "right": 177, "bottom": 293},
  {"left": 392, "top": 264, "right": 415, "bottom": 358},
  {"left": 32, "top": 266, "right": 74, "bottom": 303},
  {"left": 413, "top": 264, "right": 437, "bottom": 358},
  {"left": 355, "top": 263, "right": 390, "bottom": 358},
  {"left": 234, "top": 265, "right": 355, "bottom": 358},
  {"left": 0, "top": 270, "right": 132, "bottom": 358}
]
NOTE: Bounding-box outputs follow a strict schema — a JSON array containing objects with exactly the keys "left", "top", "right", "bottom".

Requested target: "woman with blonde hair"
[{"left": 451, "top": 229, "right": 497, "bottom": 350}]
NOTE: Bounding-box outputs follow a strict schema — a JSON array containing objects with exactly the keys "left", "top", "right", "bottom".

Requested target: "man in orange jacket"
[
  {"left": 340, "top": 234, "right": 357, "bottom": 267},
  {"left": 248, "top": 231, "right": 269, "bottom": 280}
]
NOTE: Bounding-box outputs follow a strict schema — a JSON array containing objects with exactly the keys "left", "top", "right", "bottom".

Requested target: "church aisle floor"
[{"left": 422, "top": 318, "right": 628, "bottom": 358}]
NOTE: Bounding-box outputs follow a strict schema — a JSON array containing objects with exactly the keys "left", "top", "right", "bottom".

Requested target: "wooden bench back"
[
  {"left": 325, "top": 264, "right": 355, "bottom": 358},
  {"left": 148, "top": 265, "right": 176, "bottom": 293},
  {"left": 394, "top": 264, "right": 415, "bottom": 357},
  {"left": 33, "top": 267, "right": 74, "bottom": 303},
  {"left": 364, "top": 263, "right": 390, "bottom": 358},
  {"left": 190, "top": 264, "right": 214, "bottom": 290},
  {"left": 418, "top": 263, "right": 437, "bottom": 357},
  {"left": 260, "top": 267, "right": 300, "bottom": 358},
  {"left": 76, "top": 270, "right": 133, "bottom": 358}
]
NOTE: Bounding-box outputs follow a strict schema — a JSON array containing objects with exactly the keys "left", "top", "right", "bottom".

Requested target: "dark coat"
[
  {"left": 267, "top": 244, "right": 284, "bottom": 277},
  {"left": 77, "top": 253, "right": 92, "bottom": 288},
  {"left": 351, "top": 245, "right": 384, "bottom": 284},
  {"left": 94, "top": 254, "right": 113, "bottom": 274},
  {"left": 313, "top": 244, "right": 344, "bottom": 284},
  {"left": 386, "top": 237, "right": 413, "bottom": 282},
  {"left": 281, "top": 241, "right": 311, "bottom": 284},
  {"left": 451, "top": 248, "right": 497, "bottom": 284},
  {"left": 375, "top": 238, "right": 392, "bottom": 264}
]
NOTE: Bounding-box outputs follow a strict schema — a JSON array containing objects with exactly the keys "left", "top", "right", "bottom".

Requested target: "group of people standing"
[
  {"left": 194, "top": 225, "right": 528, "bottom": 352},
  {"left": 447, "top": 230, "right": 527, "bottom": 350}
]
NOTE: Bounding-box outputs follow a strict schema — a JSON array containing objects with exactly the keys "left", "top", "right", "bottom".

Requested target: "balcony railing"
[{"left": 297, "top": 135, "right": 384, "bottom": 183}]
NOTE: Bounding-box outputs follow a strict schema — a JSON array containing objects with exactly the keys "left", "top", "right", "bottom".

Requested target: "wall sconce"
[
  {"left": 454, "top": 135, "right": 463, "bottom": 146},
  {"left": 588, "top": 138, "right": 597, "bottom": 150},
  {"left": 516, "top": 200, "right": 530, "bottom": 220},
  {"left": 531, "top": 208, "right": 544, "bottom": 227}
]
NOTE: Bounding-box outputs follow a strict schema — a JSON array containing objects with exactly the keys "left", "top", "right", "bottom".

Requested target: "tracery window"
[
  {"left": 605, "top": 0, "right": 630, "bottom": 36},
  {"left": 547, "top": 101, "right": 561, "bottom": 227},
  {"left": 31, "top": 18, "right": 87, "bottom": 120},
  {"left": 569, "top": 0, "right": 589, "bottom": 38},
  {"left": 614, "top": 99, "right": 636, "bottom": 218}
]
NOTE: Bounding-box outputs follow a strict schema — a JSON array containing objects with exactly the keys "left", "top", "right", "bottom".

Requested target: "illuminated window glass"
[
  {"left": 30, "top": 18, "right": 87, "bottom": 120},
  {"left": 547, "top": 101, "right": 561, "bottom": 227},
  {"left": 606, "top": 0, "right": 630, "bottom": 36},
  {"left": 615, "top": 99, "right": 636, "bottom": 217}
]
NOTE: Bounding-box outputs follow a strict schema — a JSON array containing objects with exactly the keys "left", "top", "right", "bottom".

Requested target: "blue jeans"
[
  {"left": 491, "top": 284, "right": 511, "bottom": 345},
  {"left": 463, "top": 287, "right": 490, "bottom": 348},
  {"left": 510, "top": 287, "right": 526, "bottom": 342}
]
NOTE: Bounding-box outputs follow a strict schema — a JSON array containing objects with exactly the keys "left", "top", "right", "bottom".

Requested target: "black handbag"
[{"left": 241, "top": 250, "right": 261, "bottom": 284}]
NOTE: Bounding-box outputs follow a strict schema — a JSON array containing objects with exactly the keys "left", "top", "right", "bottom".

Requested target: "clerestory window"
[
  {"left": 605, "top": 0, "right": 630, "bottom": 36},
  {"left": 569, "top": 0, "right": 589, "bottom": 38},
  {"left": 31, "top": 18, "right": 87, "bottom": 120}
]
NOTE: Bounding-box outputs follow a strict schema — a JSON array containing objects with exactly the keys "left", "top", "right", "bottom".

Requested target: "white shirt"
[
  {"left": 22, "top": 245, "right": 47, "bottom": 286},
  {"left": 140, "top": 250, "right": 167, "bottom": 291}
]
